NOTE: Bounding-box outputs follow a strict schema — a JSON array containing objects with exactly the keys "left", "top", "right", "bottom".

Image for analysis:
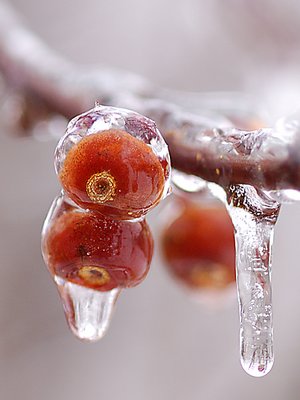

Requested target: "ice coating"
[
  {"left": 41, "top": 193, "right": 153, "bottom": 291},
  {"left": 160, "top": 112, "right": 300, "bottom": 373},
  {"left": 55, "top": 276, "right": 120, "bottom": 342},
  {"left": 141, "top": 100, "right": 233, "bottom": 194},
  {"left": 41, "top": 104, "right": 172, "bottom": 342},
  {"left": 153, "top": 105, "right": 300, "bottom": 192},
  {"left": 2, "top": 0, "right": 300, "bottom": 192},
  {"left": 41, "top": 195, "right": 120, "bottom": 341},
  {"left": 171, "top": 170, "right": 207, "bottom": 193},
  {"left": 154, "top": 105, "right": 300, "bottom": 376},
  {"left": 10, "top": 0, "right": 297, "bottom": 366},
  {"left": 54, "top": 104, "right": 171, "bottom": 219},
  {"left": 54, "top": 103, "right": 170, "bottom": 196},
  {"left": 41, "top": 192, "right": 153, "bottom": 341}
]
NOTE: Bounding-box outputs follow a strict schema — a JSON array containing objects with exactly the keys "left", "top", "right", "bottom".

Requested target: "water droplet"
[{"left": 54, "top": 276, "right": 121, "bottom": 342}]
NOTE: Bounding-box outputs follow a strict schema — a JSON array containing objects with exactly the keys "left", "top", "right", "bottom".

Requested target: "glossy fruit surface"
[
  {"left": 162, "top": 200, "right": 235, "bottom": 290},
  {"left": 59, "top": 129, "right": 165, "bottom": 219},
  {"left": 42, "top": 204, "right": 153, "bottom": 291},
  {"left": 55, "top": 105, "right": 171, "bottom": 219}
]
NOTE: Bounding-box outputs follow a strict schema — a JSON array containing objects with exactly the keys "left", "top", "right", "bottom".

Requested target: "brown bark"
[{"left": 0, "top": 2, "right": 299, "bottom": 191}]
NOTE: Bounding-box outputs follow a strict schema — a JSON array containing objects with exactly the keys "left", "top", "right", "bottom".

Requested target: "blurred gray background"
[{"left": 1, "top": 1, "right": 300, "bottom": 399}]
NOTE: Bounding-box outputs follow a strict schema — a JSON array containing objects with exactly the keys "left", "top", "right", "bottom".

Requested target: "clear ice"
[
  {"left": 171, "top": 169, "right": 207, "bottom": 193},
  {"left": 225, "top": 184, "right": 280, "bottom": 377},
  {"left": 202, "top": 109, "right": 300, "bottom": 376},
  {"left": 54, "top": 276, "right": 120, "bottom": 342},
  {"left": 42, "top": 104, "right": 171, "bottom": 342},
  {"left": 54, "top": 103, "right": 171, "bottom": 201}
]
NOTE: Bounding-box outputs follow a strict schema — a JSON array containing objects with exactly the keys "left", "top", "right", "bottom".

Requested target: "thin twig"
[{"left": 0, "top": 1, "right": 300, "bottom": 191}]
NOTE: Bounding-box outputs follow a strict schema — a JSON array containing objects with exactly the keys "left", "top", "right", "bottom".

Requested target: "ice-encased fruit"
[
  {"left": 42, "top": 196, "right": 154, "bottom": 291},
  {"left": 161, "top": 198, "right": 235, "bottom": 290},
  {"left": 55, "top": 104, "right": 171, "bottom": 219}
]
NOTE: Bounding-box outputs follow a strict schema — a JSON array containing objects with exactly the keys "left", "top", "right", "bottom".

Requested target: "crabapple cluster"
[{"left": 42, "top": 104, "right": 170, "bottom": 340}]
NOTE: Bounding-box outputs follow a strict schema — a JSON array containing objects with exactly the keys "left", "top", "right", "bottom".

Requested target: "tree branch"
[{"left": 0, "top": 1, "right": 300, "bottom": 192}]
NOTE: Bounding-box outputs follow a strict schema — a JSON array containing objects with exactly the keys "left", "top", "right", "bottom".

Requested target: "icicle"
[
  {"left": 54, "top": 276, "right": 121, "bottom": 342},
  {"left": 225, "top": 185, "right": 280, "bottom": 377}
]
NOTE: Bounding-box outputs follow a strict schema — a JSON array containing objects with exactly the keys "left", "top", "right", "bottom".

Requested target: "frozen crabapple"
[
  {"left": 42, "top": 105, "right": 171, "bottom": 342},
  {"left": 42, "top": 197, "right": 154, "bottom": 292},
  {"left": 161, "top": 197, "right": 235, "bottom": 290},
  {"left": 55, "top": 104, "right": 171, "bottom": 219}
]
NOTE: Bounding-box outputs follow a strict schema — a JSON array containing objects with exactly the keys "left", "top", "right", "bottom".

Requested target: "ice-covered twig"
[
  {"left": 162, "top": 122, "right": 300, "bottom": 191},
  {"left": 0, "top": 1, "right": 152, "bottom": 118},
  {"left": 1, "top": 1, "right": 300, "bottom": 192}
]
